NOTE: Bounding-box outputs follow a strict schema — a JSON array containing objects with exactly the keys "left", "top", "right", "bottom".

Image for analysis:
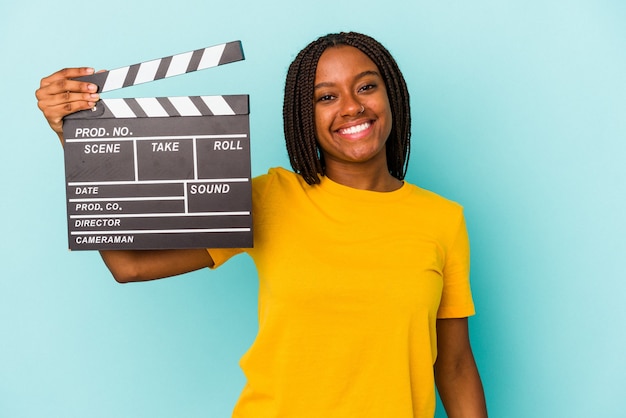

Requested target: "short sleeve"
[
  {"left": 207, "top": 247, "right": 245, "bottom": 269},
  {"left": 437, "top": 211, "right": 475, "bottom": 318}
]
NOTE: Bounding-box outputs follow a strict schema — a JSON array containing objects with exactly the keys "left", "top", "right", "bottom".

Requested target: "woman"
[{"left": 36, "top": 32, "right": 487, "bottom": 417}]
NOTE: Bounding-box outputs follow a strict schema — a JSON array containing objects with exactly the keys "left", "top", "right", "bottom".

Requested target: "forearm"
[
  {"left": 435, "top": 350, "right": 487, "bottom": 418},
  {"left": 100, "top": 248, "right": 214, "bottom": 283}
]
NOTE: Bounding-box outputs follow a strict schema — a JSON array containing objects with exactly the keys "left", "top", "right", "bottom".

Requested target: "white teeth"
[{"left": 340, "top": 122, "right": 370, "bottom": 135}]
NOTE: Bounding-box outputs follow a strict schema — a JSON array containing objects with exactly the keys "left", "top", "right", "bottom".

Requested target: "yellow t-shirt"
[{"left": 209, "top": 167, "right": 475, "bottom": 418}]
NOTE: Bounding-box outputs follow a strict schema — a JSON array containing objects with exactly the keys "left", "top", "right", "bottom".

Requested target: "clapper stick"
[
  {"left": 74, "top": 40, "right": 244, "bottom": 93},
  {"left": 64, "top": 95, "right": 249, "bottom": 120}
]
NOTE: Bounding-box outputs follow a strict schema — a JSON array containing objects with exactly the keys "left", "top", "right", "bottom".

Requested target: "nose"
[{"left": 341, "top": 94, "right": 363, "bottom": 117}]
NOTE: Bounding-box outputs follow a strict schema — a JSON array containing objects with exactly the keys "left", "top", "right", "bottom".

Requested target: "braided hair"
[{"left": 283, "top": 32, "right": 411, "bottom": 185}]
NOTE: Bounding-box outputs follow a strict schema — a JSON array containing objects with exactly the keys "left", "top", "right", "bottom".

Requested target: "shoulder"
[
  {"left": 400, "top": 182, "right": 467, "bottom": 242},
  {"left": 403, "top": 181, "right": 464, "bottom": 217},
  {"left": 252, "top": 167, "right": 309, "bottom": 195},
  {"left": 252, "top": 166, "right": 299, "bottom": 184},
  {"left": 248, "top": 168, "right": 313, "bottom": 236}
]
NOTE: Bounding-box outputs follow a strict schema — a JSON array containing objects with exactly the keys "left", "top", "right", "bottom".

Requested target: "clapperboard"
[{"left": 63, "top": 41, "right": 252, "bottom": 250}]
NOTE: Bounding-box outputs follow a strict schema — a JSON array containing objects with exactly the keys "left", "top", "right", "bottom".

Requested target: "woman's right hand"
[{"left": 35, "top": 67, "right": 101, "bottom": 144}]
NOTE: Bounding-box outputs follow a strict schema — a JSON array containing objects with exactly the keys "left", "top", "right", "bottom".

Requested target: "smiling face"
[{"left": 313, "top": 45, "right": 393, "bottom": 176}]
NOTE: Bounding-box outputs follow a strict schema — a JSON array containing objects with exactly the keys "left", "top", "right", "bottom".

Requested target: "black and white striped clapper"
[{"left": 63, "top": 41, "right": 252, "bottom": 251}]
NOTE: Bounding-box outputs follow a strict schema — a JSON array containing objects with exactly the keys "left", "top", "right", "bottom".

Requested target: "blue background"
[{"left": 1, "top": 1, "right": 625, "bottom": 416}]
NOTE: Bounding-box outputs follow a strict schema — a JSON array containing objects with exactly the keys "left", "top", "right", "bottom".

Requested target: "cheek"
[
  {"left": 375, "top": 99, "right": 393, "bottom": 139},
  {"left": 385, "top": 108, "right": 393, "bottom": 138},
  {"left": 384, "top": 96, "right": 394, "bottom": 135},
  {"left": 313, "top": 111, "right": 321, "bottom": 132},
  {"left": 314, "top": 108, "right": 332, "bottom": 137}
]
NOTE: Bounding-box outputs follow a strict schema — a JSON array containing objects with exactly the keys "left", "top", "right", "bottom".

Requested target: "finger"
[
  {"left": 38, "top": 78, "right": 99, "bottom": 99},
  {"left": 43, "top": 99, "right": 99, "bottom": 134},
  {"left": 38, "top": 91, "right": 99, "bottom": 116},
  {"left": 36, "top": 69, "right": 99, "bottom": 107},
  {"left": 37, "top": 87, "right": 99, "bottom": 130},
  {"left": 63, "top": 91, "right": 100, "bottom": 109},
  {"left": 39, "top": 67, "right": 95, "bottom": 88}
]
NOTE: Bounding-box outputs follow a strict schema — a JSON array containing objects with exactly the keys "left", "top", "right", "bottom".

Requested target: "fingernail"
[
  {"left": 90, "top": 93, "right": 100, "bottom": 100},
  {"left": 88, "top": 84, "right": 97, "bottom": 92},
  {"left": 86, "top": 67, "right": 95, "bottom": 74}
]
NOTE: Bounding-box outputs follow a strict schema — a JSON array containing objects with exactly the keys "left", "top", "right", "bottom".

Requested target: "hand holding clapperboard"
[{"left": 62, "top": 41, "right": 252, "bottom": 251}]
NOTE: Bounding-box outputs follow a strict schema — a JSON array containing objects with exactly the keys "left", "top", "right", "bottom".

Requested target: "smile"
[{"left": 338, "top": 121, "right": 371, "bottom": 135}]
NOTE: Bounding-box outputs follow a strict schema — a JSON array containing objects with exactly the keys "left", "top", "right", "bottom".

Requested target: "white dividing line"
[
  {"left": 69, "top": 211, "right": 250, "bottom": 219},
  {"left": 69, "top": 196, "right": 184, "bottom": 203},
  {"left": 65, "top": 133, "right": 247, "bottom": 143},
  {"left": 68, "top": 178, "right": 249, "bottom": 186},
  {"left": 133, "top": 138, "right": 139, "bottom": 181},
  {"left": 193, "top": 138, "right": 199, "bottom": 180},
  {"left": 184, "top": 182, "right": 189, "bottom": 214},
  {"left": 71, "top": 228, "right": 251, "bottom": 236}
]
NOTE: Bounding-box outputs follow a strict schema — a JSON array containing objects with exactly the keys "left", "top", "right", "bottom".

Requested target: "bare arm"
[
  {"left": 100, "top": 249, "right": 214, "bottom": 283},
  {"left": 434, "top": 317, "right": 488, "bottom": 418},
  {"left": 36, "top": 68, "right": 215, "bottom": 283}
]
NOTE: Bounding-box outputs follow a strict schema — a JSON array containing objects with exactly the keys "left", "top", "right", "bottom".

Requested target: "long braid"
[
  {"left": 298, "top": 48, "right": 325, "bottom": 180},
  {"left": 283, "top": 32, "right": 411, "bottom": 184},
  {"left": 284, "top": 44, "right": 320, "bottom": 184}
]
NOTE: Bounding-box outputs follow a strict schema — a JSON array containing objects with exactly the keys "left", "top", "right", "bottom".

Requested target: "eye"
[
  {"left": 358, "top": 83, "right": 377, "bottom": 93},
  {"left": 316, "top": 94, "right": 335, "bottom": 103}
]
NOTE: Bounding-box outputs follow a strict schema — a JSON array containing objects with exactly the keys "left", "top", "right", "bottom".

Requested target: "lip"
[{"left": 335, "top": 120, "right": 374, "bottom": 140}]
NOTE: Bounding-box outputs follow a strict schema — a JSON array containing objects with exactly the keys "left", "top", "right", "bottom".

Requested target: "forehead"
[{"left": 315, "top": 45, "right": 380, "bottom": 81}]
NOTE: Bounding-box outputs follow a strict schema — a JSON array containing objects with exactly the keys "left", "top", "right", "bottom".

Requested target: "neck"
[{"left": 324, "top": 163, "right": 403, "bottom": 192}]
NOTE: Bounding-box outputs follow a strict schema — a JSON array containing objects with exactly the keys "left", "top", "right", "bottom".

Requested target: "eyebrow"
[{"left": 314, "top": 70, "right": 381, "bottom": 90}]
